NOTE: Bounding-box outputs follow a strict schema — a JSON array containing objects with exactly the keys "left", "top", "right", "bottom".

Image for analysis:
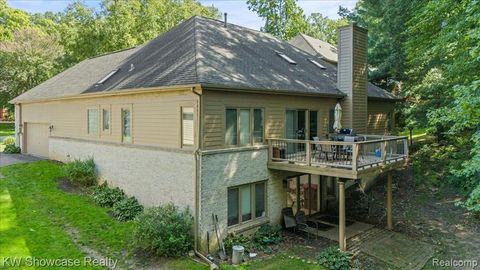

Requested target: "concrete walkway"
[
  {"left": 0, "top": 153, "right": 42, "bottom": 167},
  {"left": 348, "top": 227, "right": 436, "bottom": 270}
]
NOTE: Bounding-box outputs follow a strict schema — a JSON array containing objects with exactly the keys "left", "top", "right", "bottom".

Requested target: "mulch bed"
[{"left": 57, "top": 177, "right": 89, "bottom": 195}]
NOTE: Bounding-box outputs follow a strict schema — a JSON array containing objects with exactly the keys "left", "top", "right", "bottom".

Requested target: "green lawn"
[
  {"left": 0, "top": 161, "right": 326, "bottom": 270},
  {"left": 399, "top": 127, "right": 428, "bottom": 140},
  {"left": 0, "top": 122, "right": 14, "bottom": 136},
  {"left": 221, "top": 254, "right": 324, "bottom": 270}
]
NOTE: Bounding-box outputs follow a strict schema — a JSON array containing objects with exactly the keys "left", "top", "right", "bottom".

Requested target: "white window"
[
  {"left": 182, "top": 107, "right": 194, "bottom": 147},
  {"left": 87, "top": 108, "right": 99, "bottom": 135},
  {"left": 102, "top": 108, "right": 110, "bottom": 131},
  {"left": 122, "top": 108, "right": 132, "bottom": 143},
  {"left": 225, "top": 108, "right": 264, "bottom": 146}
]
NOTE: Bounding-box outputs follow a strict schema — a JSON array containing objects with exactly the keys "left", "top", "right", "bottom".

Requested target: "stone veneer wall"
[
  {"left": 197, "top": 147, "right": 287, "bottom": 253},
  {"left": 49, "top": 136, "right": 196, "bottom": 209}
]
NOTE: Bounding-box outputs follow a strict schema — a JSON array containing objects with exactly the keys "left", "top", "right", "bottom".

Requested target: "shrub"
[
  {"left": 252, "top": 224, "right": 283, "bottom": 248},
  {"left": 63, "top": 158, "right": 97, "bottom": 187},
  {"left": 92, "top": 183, "right": 126, "bottom": 207},
  {"left": 2, "top": 137, "right": 15, "bottom": 145},
  {"left": 224, "top": 233, "right": 252, "bottom": 254},
  {"left": 3, "top": 144, "right": 21, "bottom": 154},
  {"left": 134, "top": 203, "right": 193, "bottom": 257},
  {"left": 317, "top": 246, "right": 352, "bottom": 270},
  {"left": 112, "top": 196, "right": 143, "bottom": 221}
]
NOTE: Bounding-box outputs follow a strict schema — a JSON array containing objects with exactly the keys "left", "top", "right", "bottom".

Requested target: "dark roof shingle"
[{"left": 13, "top": 16, "right": 396, "bottom": 103}]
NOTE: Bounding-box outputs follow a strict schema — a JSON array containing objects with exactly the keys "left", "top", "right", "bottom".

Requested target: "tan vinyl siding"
[
  {"left": 367, "top": 100, "right": 395, "bottom": 135},
  {"left": 20, "top": 89, "right": 198, "bottom": 149},
  {"left": 338, "top": 25, "right": 368, "bottom": 133},
  {"left": 202, "top": 90, "right": 337, "bottom": 149},
  {"left": 351, "top": 26, "right": 368, "bottom": 133}
]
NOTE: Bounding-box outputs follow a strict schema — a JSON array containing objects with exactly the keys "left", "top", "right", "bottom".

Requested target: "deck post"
[
  {"left": 306, "top": 140, "right": 311, "bottom": 166},
  {"left": 381, "top": 141, "right": 387, "bottom": 165},
  {"left": 352, "top": 144, "right": 359, "bottom": 171},
  {"left": 320, "top": 176, "right": 328, "bottom": 212},
  {"left": 338, "top": 179, "right": 347, "bottom": 251},
  {"left": 387, "top": 172, "right": 393, "bottom": 230},
  {"left": 268, "top": 139, "right": 273, "bottom": 162}
]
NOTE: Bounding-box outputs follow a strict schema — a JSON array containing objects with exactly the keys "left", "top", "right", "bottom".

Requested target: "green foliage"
[
  {"left": 0, "top": 0, "right": 32, "bottom": 41},
  {"left": 317, "top": 246, "right": 352, "bottom": 270},
  {"left": 305, "top": 13, "right": 348, "bottom": 46},
  {"left": 252, "top": 224, "right": 283, "bottom": 248},
  {"left": 134, "top": 203, "right": 193, "bottom": 257},
  {"left": 459, "top": 184, "right": 480, "bottom": 215},
  {"left": 223, "top": 224, "right": 284, "bottom": 255},
  {"left": 112, "top": 196, "right": 143, "bottom": 221},
  {"left": 224, "top": 233, "right": 252, "bottom": 254},
  {"left": 63, "top": 158, "right": 97, "bottom": 187},
  {"left": 92, "top": 183, "right": 126, "bottom": 208},
  {"left": 247, "top": 0, "right": 308, "bottom": 40},
  {"left": 2, "top": 136, "right": 15, "bottom": 145},
  {"left": 0, "top": 28, "right": 64, "bottom": 110},
  {"left": 3, "top": 143, "right": 20, "bottom": 154}
]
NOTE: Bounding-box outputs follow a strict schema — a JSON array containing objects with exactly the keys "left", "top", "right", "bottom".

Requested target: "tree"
[
  {"left": 0, "top": 0, "right": 32, "bottom": 41},
  {"left": 0, "top": 28, "right": 64, "bottom": 109},
  {"left": 339, "top": 0, "right": 414, "bottom": 94},
  {"left": 247, "top": 0, "right": 308, "bottom": 40},
  {"left": 100, "top": 0, "right": 219, "bottom": 53},
  {"left": 405, "top": 0, "right": 480, "bottom": 203},
  {"left": 305, "top": 13, "right": 347, "bottom": 46}
]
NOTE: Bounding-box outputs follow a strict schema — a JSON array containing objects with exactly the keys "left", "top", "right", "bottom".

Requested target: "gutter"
[
  {"left": 201, "top": 83, "right": 346, "bottom": 98},
  {"left": 191, "top": 87, "right": 218, "bottom": 270}
]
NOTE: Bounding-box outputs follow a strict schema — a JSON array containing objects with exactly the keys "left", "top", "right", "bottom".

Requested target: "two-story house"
[{"left": 12, "top": 16, "right": 408, "bottom": 253}]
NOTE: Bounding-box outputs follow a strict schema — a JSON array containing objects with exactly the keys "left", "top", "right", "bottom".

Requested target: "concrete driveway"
[{"left": 0, "top": 153, "right": 42, "bottom": 167}]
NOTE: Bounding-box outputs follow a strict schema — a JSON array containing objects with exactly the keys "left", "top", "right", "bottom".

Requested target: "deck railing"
[{"left": 268, "top": 135, "right": 408, "bottom": 172}]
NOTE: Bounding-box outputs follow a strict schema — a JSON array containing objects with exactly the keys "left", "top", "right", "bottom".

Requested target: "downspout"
[
  {"left": 15, "top": 103, "right": 22, "bottom": 149},
  {"left": 192, "top": 87, "right": 218, "bottom": 270}
]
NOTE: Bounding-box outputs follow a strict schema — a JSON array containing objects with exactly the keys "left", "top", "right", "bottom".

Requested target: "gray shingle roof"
[
  {"left": 13, "top": 16, "right": 395, "bottom": 103},
  {"left": 289, "top": 33, "right": 398, "bottom": 101}
]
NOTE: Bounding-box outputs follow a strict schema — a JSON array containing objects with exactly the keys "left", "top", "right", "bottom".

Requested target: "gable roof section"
[
  {"left": 289, "top": 33, "right": 399, "bottom": 101},
  {"left": 13, "top": 17, "right": 346, "bottom": 103},
  {"left": 293, "top": 34, "right": 338, "bottom": 64}
]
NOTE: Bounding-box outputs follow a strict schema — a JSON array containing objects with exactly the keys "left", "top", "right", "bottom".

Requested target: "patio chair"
[
  {"left": 295, "top": 211, "right": 319, "bottom": 239},
  {"left": 342, "top": 136, "right": 355, "bottom": 161},
  {"left": 313, "top": 137, "right": 333, "bottom": 161},
  {"left": 282, "top": 207, "right": 297, "bottom": 230}
]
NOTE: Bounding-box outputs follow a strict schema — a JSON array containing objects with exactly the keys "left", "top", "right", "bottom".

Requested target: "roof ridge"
[
  {"left": 88, "top": 46, "right": 139, "bottom": 60},
  {"left": 193, "top": 16, "right": 200, "bottom": 84}
]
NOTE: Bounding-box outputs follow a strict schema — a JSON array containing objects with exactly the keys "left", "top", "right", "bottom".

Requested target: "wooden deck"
[{"left": 267, "top": 135, "right": 408, "bottom": 179}]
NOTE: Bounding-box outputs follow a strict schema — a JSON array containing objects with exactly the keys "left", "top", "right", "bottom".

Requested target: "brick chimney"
[{"left": 337, "top": 24, "right": 368, "bottom": 133}]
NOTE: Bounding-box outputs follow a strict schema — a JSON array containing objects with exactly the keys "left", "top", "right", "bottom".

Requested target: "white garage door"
[{"left": 25, "top": 123, "right": 50, "bottom": 158}]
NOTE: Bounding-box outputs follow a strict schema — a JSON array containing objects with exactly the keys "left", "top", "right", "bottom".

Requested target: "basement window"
[
  {"left": 228, "top": 181, "right": 266, "bottom": 226},
  {"left": 97, "top": 69, "right": 119, "bottom": 85},
  {"left": 308, "top": 58, "right": 326, "bottom": 69},
  {"left": 275, "top": 51, "right": 297, "bottom": 65}
]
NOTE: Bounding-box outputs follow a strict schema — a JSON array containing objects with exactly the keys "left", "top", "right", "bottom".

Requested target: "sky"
[{"left": 7, "top": 0, "right": 358, "bottom": 30}]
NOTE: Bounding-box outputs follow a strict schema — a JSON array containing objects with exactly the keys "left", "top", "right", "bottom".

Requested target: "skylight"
[
  {"left": 308, "top": 58, "right": 326, "bottom": 69},
  {"left": 275, "top": 51, "right": 297, "bottom": 65},
  {"left": 97, "top": 69, "right": 119, "bottom": 85}
]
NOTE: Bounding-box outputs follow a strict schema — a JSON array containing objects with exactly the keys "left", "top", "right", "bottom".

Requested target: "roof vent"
[
  {"left": 308, "top": 58, "right": 326, "bottom": 69},
  {"left": 224, "top": 13, "right": 227, "bottom": 27},
  {"left": 129, "top": 64, "right": 135, "bottom": 72},
  {"left": 275, "top": 51, "right": 297, "bottom": 65},
  {"left": 96, "top": 69, "right": 119, "bottom": 85}
]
